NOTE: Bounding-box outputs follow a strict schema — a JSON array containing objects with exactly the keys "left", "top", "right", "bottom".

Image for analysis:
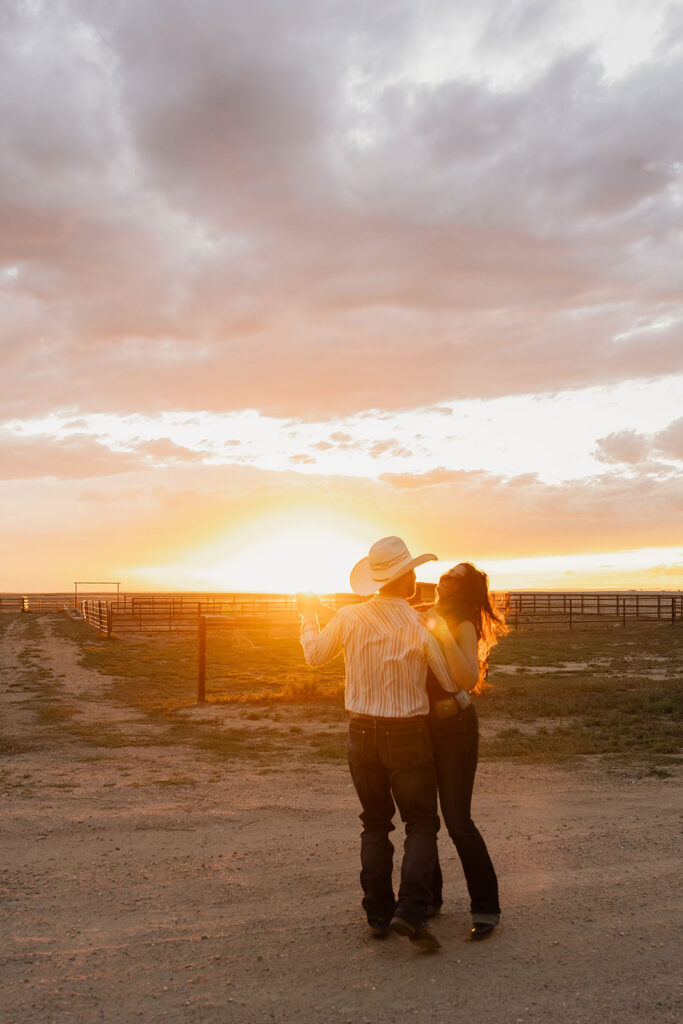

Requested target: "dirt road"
[{"left": 1, "top": 615, "right": 680, "bottom": 1023}]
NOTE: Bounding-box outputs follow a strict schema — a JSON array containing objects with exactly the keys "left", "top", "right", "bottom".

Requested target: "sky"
[{"left": 1, "top": 0, "right": 682, "bottom": 593}]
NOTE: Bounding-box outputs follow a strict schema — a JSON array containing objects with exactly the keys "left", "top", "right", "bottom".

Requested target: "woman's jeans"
[
  {"left": 347, "top": 717, "right": 439, "bottom": 926},
  {"left": 428, "top": 706, "right": 501, "bottom": 917}
]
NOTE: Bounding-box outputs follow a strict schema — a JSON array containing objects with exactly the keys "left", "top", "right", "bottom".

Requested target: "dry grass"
[{"left": 41, "top": 614, "right": 683, "bottom": 772}]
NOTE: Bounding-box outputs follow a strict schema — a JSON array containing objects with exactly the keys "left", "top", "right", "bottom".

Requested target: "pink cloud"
[{"left": 0, "top": 2, "right": 681, "bottom": 420}]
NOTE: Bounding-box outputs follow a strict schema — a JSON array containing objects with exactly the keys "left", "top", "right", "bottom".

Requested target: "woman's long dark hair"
[{"left": 434, "top": 563, "right": 508, "bottom": 692}]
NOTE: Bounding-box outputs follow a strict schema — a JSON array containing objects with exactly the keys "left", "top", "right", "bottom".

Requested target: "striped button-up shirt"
[{"left": 300, "top": 595, "right": 455, "bottom": 717}]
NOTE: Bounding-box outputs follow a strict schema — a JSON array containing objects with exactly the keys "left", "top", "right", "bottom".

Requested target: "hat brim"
[{"left": 349, "top": 553, "right": 437, "bottom": 596}]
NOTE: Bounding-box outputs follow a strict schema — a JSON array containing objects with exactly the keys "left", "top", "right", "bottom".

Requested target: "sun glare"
[{"left": 158, "top": 514, "right": 377, "bottom": 594}]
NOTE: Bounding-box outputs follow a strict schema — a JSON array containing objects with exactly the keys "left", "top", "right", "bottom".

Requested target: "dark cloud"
[{"left": 0, "top": 1, "right": 681, "bottom": 419}]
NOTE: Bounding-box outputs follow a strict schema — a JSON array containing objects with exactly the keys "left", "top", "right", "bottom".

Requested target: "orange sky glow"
[{"left": 1, "top": 1, "right": 681, "bottom": 595}]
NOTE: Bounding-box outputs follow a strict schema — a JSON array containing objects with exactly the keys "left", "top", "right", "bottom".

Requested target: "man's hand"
[
  {"left": 425, "top": 611, "right": 452, "bottom": 642},
  {"left": 296, "top": 591, "right": 324, "bottom": 617}
]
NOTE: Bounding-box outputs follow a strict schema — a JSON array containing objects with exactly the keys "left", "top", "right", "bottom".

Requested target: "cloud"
[
  {"left": 369, "top": 440, "right": 413, "bottom": 459},
  {"left": 0, "top": 429, "right": 212, "bottom": 481},
  {"left": 0, "top": 1, "right": 681, "bottom": 420},
  {"left": 593, "top": 429, "right": 651, "bottom": 465},
  {"left": 130, "top": 438, "right": 211, "bottom": 463},
  {"left": 289, "top": 454, "right": 316, "bottom": 464},
  {"left": 0, "top": 430, "right": 142, "bottom": 481},
  {"left": 654, "top": 416, "right": 683, "bottom": 460},
  {"left": 379, "top": 463, "right": 683, "bottom": 557},
  {"left": 594, "top": 416, "right": 683, "bottom": 466}
]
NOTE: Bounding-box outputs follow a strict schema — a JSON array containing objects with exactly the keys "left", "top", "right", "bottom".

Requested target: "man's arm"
[{"left": 298, "top": 593, "right": 344, "bottom": 667}]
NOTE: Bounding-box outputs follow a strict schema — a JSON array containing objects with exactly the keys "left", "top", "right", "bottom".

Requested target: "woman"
[{"left": 424, "top": 562, "right": 507, "bottom": 940}]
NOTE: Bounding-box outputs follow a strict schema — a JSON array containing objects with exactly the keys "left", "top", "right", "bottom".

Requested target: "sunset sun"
[{"left": 132, "top": 513, "right": 378, "bottom": 594}]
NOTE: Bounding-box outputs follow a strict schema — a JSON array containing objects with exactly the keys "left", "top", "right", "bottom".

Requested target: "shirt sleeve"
[
  {"left": 300, "top": 612, "right": 344, "bottom": 667},
  {"left": 424, "top": 630, "right": 457, "bottom": 692}
]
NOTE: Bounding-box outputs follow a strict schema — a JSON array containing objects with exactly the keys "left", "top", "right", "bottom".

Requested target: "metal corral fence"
[
  {"left": 80, "top": 592, "right": 366, "bottom": 637},
  {"left": 81, "top": 600, "right": 112, "bottom": 635},
  {"left": 76, "top": 589, "right": 683, "bottom": 638},
  {"left": 506, "top": 592, "right": 682, "bottom": 631},
  {"left": 0, "top": 594, "right": 72, "bottom": 613}
]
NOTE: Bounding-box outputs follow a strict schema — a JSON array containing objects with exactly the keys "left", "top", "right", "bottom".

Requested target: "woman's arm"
[{"left": 427, "top": 614, "right": 479, "bottom": 691}]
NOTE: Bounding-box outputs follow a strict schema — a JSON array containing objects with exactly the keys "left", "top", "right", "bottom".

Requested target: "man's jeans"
[{"left": 347, "top": 716, "right": 439, "bottom": 926}]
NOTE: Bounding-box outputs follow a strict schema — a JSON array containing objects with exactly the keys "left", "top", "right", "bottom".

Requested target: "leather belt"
[{"left": 349, "top": 712, "right": 428, "bottom": 722}]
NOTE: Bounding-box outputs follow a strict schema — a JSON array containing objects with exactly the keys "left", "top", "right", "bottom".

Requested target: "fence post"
[
  {"left": 672, "top": 598, "right": 676, "bottom": 627},
  {"left": 198, "top": 615, "right": 207, "bottom": 702},
  {"left": 622, "top": 597, "right": 626, "bottom": 628},
  {"left": 107, "top": 605, "right": 112, "bottom": 638},
  {"left": 569, "top": 599, "right": 573, "bottom": 631}
]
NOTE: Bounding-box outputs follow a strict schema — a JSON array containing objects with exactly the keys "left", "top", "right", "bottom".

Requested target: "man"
[{"left": 298, "top": 536, "right": 462, "bottom": 951}]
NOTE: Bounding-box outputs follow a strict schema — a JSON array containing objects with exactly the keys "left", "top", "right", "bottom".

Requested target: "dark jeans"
[
  {"left": 428, "top": 706, "right": 500, "bottom": 917},
  {"left": 347, "top": 717, "right": 439, "bottom": 926}
]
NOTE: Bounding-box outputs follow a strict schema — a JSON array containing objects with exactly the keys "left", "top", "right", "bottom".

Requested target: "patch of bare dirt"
[{"left": 1, "top": 614, "right": 681, "bottom": 1024}]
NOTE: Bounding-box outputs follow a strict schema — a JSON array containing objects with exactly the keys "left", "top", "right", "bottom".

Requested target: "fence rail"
[
  {"left": 79, "top": 593, "right": 364, "bottom": 636},
  {"left": 4, "top": 590, "right": 680, "bottom": 634},
  {"left": 506, "top": 592, "right": 682, "bottom": 630},
  {"left": 0, "top": 595, "right": 66, "bottom": 613},
  {"left": 81, "top": 600, "right": 112, "bottom": 634}
]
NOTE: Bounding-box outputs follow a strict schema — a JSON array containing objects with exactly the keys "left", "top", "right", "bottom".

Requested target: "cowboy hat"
[{"left": 350, "top": 536, "right": 437, "bottom": 596}]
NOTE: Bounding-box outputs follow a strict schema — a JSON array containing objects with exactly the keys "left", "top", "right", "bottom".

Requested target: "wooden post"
[
  {"left": 672, "top": 598, "right": 676, "bottom": 627},
  {"left": 198, "top": 615, "right": 207, "bottom": 702},
  {"left": 622, "top": 597, "right": 626, "bottom": 628},
  {"left": 569, "top": 599, "right": 573, "bottom": 631},
  {"left": 107, "top": 605, "right": 112, "bottom": 638}
]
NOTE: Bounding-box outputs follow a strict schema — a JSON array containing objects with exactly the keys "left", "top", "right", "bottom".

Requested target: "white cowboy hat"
[{"left": 350, "top": 536, "right": 437, "bottom": 596}]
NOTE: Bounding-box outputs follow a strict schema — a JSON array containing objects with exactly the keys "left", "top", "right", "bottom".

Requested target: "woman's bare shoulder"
[{"left": 453, "top": 619, "right": 477, "bottom": 642}]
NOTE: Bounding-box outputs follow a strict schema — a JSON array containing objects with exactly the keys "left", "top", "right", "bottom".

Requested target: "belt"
[{"left": 349, "top": 712, "right": 428, "bottom": 722}]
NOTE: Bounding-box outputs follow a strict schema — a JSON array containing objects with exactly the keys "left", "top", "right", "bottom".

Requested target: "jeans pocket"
[
  {"left": 348, "top": 723, "right": 369, "bottom": 768},
  {"left": 385, "top": 724, "right": 432, "bottom": 771}
]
